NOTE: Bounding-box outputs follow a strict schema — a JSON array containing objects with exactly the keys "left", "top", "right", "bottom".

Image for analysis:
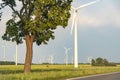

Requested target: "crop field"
[{"left": 0, "top": 64, "right": 120, "bottom": 80}]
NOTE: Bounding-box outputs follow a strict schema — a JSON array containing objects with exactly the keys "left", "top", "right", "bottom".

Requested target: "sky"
[{"left": 0, "top": 0, "right": 120, "bottom": 64}]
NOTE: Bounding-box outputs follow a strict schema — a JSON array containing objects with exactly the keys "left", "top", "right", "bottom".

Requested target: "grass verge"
[{"left": 0, "top": 65, "right": 120, "bottom": 80}]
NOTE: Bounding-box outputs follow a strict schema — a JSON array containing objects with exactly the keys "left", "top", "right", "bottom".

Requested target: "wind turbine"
[
  {"left": 87, "top": 57, "right": 92, "bottom": 64},
  {"left": 50, "top": 55, "right": 53, "bottom": 64},
  {"left": 2, "top": 41, "right": 18, "bottom": 65},
  {"left": 2, "top": 45, "right": 6, "bottom": 62},
  {"left": 71, "top": 0, "right": 100, "bottom": 68},
  {"left": 49, "top": 53, "right": 55, "bottom": 64},
  {"left": 71, "top": 57, "right": 74, "bottom": 64},
  {"left": 64, "top": 47, "right": 71, "bottom": 65},
  {"left": 15, "top": 45, "right": 18, "bottom": 66},
  {"left": 11, "top": 43, "right": 18, "bottom": 66},
  {"left": 2, "top": 41, "right": 8, "bottom": 62}
]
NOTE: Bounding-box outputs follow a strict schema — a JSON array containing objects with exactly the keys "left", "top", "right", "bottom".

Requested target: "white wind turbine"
[
  {"left": 2, "top": 45, "right": 6, "bottom": 62},
  {"left": 87, "top": 57, "right": 92, "bottom": 64},
  {"left": 50, "top": 55, "right": 53, "bottom": 64},
  {"left": 50, "top": 53, "right": 55, "bottom": 64},
  {"left": 64, "top": 47, "right": 71, "bottom": 65},
  {"left": 71, "top": 0, "right": 100, "bottom": 68},
  {"left": 48, "top": 55, "right": 54, "bottom": 64},
  {"left": 2, "top": 41, "right": 18, "bottom": 65},
  {"left": 15, "top": 45, "right": 18, "bottom": 66},
  {"left": 10, "top": 44, "right": 18, "bottom": 66},
  {"left": 2, "top": 41, "right": 9, "bottom": 62}
]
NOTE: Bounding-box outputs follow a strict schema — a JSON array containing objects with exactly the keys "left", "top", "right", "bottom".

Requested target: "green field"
[{"left": 0, "top": 64, "right": 120, "bottom": 80}]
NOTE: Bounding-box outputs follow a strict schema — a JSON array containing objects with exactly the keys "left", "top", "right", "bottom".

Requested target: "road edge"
[{"left": 66, "top": 71, "right": 120, "bottom": 80}]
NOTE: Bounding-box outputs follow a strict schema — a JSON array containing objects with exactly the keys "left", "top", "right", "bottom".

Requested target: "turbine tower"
[
  {"left": 64, "top": 47, "right": 71, "bottom": 65},
  {"left": 2, "top": 45, "right": 6, "bottom": 61},
  {"left": 50, "top": 55, "right": 53, "bottom": 64},
  {"left": 2, "top": 41, "right": 8, "bottom": 62},
  {"left": 71, "top": 0, "right": 99, "bottom": 68},
  {"left": 48, "top": 53, "right": 55, "bottom": 64},
  {"left": 87, "top": 57, "right": 92, "bottom": 64},
  {"left": 15, "top": 45, "right": 18, "bottom": 66}
]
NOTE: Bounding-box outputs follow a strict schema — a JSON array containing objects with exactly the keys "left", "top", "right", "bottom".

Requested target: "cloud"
[
  {"left": 72, "top": 2, "right": 120, "bottom": 28},
  {"left": 77, "top": 13, "right": 102, "bottom": 27},
  {"left": 0, "top": 0, "right": 2, "bottom": 3},
  {"left": 0, "top": 7, "right": 12, "bottom": 36}
]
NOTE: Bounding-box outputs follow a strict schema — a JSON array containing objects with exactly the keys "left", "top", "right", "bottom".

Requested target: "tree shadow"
[
  {"left": 31, "top": 69, "right": 62, "bottom": 73},
  {"left": 0, "top": 70, "right": 24, "bottom": 74},
  {"left": 0, "top": 68, "right": 76, "bottom": 74}
]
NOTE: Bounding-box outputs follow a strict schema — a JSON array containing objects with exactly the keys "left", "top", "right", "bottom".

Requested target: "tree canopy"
[
  {"left": 1, "top": 0, "right": 72, "bottom": 45},
  {"left": 0, "top": 0, "right": 72, "bottom": 73},
  {"left": 91, "top": 57, "right": 116, "bottom": 66}
]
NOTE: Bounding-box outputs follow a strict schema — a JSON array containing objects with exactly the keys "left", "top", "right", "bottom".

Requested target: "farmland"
[{"left": 0, "top": 64, "right": 120, "bottom": 80}]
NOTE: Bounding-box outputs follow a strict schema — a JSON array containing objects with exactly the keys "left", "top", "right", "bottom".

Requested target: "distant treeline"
[
  {"left": 91, "top": 57, "right": 117, "bottom": 66},
  {"left": 0, "top": 60, "right": 119, "bottom": 65},
  {"left": 0, "top": 61, "right": 15, "bottom": 65}
]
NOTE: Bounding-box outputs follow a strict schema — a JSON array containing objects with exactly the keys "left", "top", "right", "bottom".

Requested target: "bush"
[
  {"left": 91, "top": 57, "right": 116, "bottom": 66},
  {"left": 0, "top": 61, "right": 15, "bottom": 65}
]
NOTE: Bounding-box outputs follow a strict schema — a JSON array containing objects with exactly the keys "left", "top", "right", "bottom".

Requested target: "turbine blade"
[
  {"left": 71, "top": 11, "right": 76, "bottom": 34},
  {"left": 64, "top": 47, "right": 66, "bottom": 50},
  {"left": 71, "top": 6, "right": 76, "bottom": 10},
  {"left": 68, "top": 48, "right": 71, "bottom": 51},
  {"left": 77, "top": 0, "right": 99, "bottom": 9}
]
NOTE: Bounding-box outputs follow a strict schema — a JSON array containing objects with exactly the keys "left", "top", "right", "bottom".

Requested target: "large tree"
[{"left": 0, "top": 0, "right": 72, "bottom": 73}]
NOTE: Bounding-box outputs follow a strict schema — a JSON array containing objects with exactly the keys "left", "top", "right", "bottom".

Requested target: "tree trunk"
[{"left": 24, "top": 34, "right": 35, "bottom": 73}]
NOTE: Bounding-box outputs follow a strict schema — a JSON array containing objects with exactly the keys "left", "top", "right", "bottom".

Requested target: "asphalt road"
[{"left": 67, "top": 72, "right": 120, "bottom": 80}]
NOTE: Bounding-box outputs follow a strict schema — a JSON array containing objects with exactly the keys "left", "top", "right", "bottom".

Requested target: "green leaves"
[
  {"left": 2, "top": 0, "right": 72, "bottom": 45},
  {"left": 2, "top": 19, "right": 18, "bottom": 41},
  {"left": 92, "top": 57, "right": 116, "bottom": 66},
  {"left": 33, "top": 0, "right": 72, "bottom": 28},
  {"left": 2, "top": 19, "right": 23, "bottom": 44},
  {"left": 6, "top": 19, "right": 18, "bottom": 35},
  {"left": 35, "top": 30, "right": 55, "bottom": 45},
  {"left": 32, "top": 0, "right": 72, "bottom": 45},
  {"left": 2, "top": 0, "right": 16, "bottom": 6}
]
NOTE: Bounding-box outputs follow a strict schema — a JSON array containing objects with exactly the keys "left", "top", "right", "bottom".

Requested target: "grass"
[{"left": 0, "top": 64, "right": 120, "bottom": 80}]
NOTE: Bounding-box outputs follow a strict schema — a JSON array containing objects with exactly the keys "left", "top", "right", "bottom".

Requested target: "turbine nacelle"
[
  {"left": 71, "top": 0, "right": 100, "bottom": 34},
  {"left": 64, "top": 47, "right": 71, "bottom": 51},
  {"left": 70, "top": 0, "right": 100, "bottom": 68}
]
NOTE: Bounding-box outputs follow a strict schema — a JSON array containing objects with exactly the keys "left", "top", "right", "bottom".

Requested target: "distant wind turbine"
[
  {"left": 49, "top": 53, "right": 55, "bottom": 64},
  {"left": 2, "top": 41, "right": 9, "bottom": 62},
  {"left": 50, "top": 55, "right": 53, "bottom": 64},
  {"left": 71, "top": 57, "right": 74, "bottom": 64},
  {"left": 64, "top": 47, "right": 71, "bottom": 65},
  {"left": 48, "top": 55, "right": 53, "bottom": 64},
  {"left": 87, "top": 57, "right": 92, "bottom": 64},
  {"left": 2, "top": 41, "right": 18, "bottom": 65},
  {"left": 15, "top": 45, "right": 18, "bottom": 66},
  {"left": 2, "top": 45, "right": 6, "bottom": 61},
  {"left": 71, "top": 0, "right": 100, "bottom": 68}
]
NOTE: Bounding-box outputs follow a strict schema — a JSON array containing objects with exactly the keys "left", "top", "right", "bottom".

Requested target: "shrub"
[
  {"left": 0, "top": 61, "right": 15, "bottom": 65},
  {"left": 91, "top": 57, "right": 116, "bottom": 66}
]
